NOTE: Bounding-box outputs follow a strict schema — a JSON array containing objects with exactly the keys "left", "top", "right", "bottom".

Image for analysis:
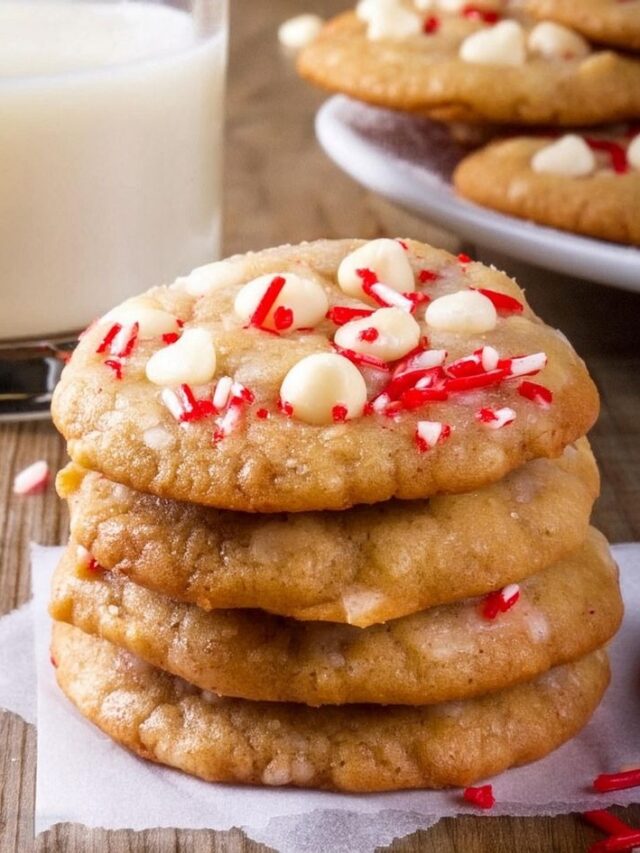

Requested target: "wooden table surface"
[{"left": 1, "top": 1, "right": 639, "bottom": 850}]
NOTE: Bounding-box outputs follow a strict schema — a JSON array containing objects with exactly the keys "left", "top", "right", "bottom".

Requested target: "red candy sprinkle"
[
  {"left": 518, "top": 380, "right": 553, "bottom": 407},
  {"left": 332, "top": 344, "right": 390, "bottom": 372},
  {"left": 162, "top": 332, "right": 180, "bottom": 345},
  {"left": 593, "top": 769, "right": 640, "bottom": 794},
  {"left": 356, "top": 267, "right": 379, "bottom": 288},
  {"left": 463, "top": 785, "right": 495, "bottom": 809},
  {"left": 249, "top": 275, "right": 286, "bottom": 330},
  {"left": 585, "top": 138, "right": 629, "bottom": 174},
  {"left": 256, "top": 408, "right": 269, "bottom": 419},
  {"left": 445, "top": 368, "right": 506, "bottom": 392},
  {"left": 359, "top": 327, "right": 379, "bottom": 342},
  {"left": 104, "top": 359, "right": 123, "bottom": 380},
  {"left": 458, "top": 253, "right": 472, "bottom": 264},
  {"left": 96, "top": 323, "right": 122, "bottom": 354},
  {"left": 327, "top": 306, "right": 374, "bottom": 326},
  {"left": 332, "top": 404, "right": 349, "bottom": 423},
  {"left": 462, "top": 5, "right": 500, "bottom": 23},
  {"left": 589, "top": 832, "right": 640, "bottom": 853},
  {"left": 278, "top": 399, "right": 294, "bottom": 417},
  {"left": 87, "top": 557, "right": 103, "bottom": 574},
  {"left": 482, "top": 584, "right": 520, "bottom": 620},
  {"left": 401, "top": 386, "right": 448, "bottom": 409},
  {"left": 419, "top": 269, "right": 439, "bottom": 284},
  {"left": 583, "top": 810, "right": 636, "bottom": 837},
  {"left": 423, "top": 14, "right": 440, "bottom": 33},
  {"left": 177, "top": 384, "right": 216, "bottom": 423},
  {"left": 474, "top": 287, "right": 524, "bottom": 315},
  {"left": 274, "top": 305, "right": 294, "bottom": 331},
  {"left": 115, "top": 322, "right": 139, "bottom": 358}
]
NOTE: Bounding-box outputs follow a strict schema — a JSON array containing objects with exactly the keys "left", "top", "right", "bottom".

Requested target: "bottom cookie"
[{"left": 52, "top": 623, "right": 610, "bottom": 792}]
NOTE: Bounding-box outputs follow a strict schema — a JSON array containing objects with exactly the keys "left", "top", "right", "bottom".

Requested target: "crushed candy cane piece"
[
  {"left": 332, "top": 404, "right": 349, "bottom": 422},
  {"left": 213, "top": 376, "right": 233, "bottom": 411},
  {"left": 503, "top": 352, "right": 547, "bottom": 378},
  {"left": 104, "top": 359, "right": 123, "bottom": 380},
  {"left": 462, "top": 5, "right": 500, "bottom": 24},
  {"left": 445, "top": 368, "right": 506, "bottom": 392},
  {"left": 583, "top": 810, "right": 636, "bottom": 837},
  {"left": 586, "top": 138, "right": 629, "bottom": 174},
  {"left": 593, "top": 768, "right": 640, "bottom": 794},
  {"left": 476, "top": 406, "right": 516, "bottom": 429},
  {"left": 473, "top": 288, "right": 523, "bottom": 314},
  {"left": 162, "top": 332, "right": 180, "bottom": 345},
  {"left": 519, "top": 380, "right": 553, "bottom": 407},
  {"left": 463, "top": 785, "right": 495, "bottom": 809},
  {"left": 110, "top": 322, "right": 139, "bottom": 358},
  {"left": 419, "top": 269, "right": 439, "bottom": 283},
  {"left": 256, "top": 408, "right": 270, "bottom": 419},
  {"left": 13, "top": 460, "right": 49, "bottom": 495},
  {"left": 415, "top": 420, "right": 451, "bottom": 452},
  {"left": 96, "top": 323, "right": 122, "bottom": 354},
  {"left": 588, "top": 831, "right": 640, "bottom": 853},
  {"left": 332, "top": 343, "right": 390, "bottom": 372},
  {"left": 423, "top": 14, "right": 440, "bottom": 33},
  {"left": 482, "top": 584, "right": 520, "bottom": 619},
  {"left": 326, "top": 305, "right": 374, "bottom": 325},
  {"left": 364, "top": 279, "right": 416, "bottom": 313},
  {"left": 359, "top": 326, "right": 379, "bottom": 342}
]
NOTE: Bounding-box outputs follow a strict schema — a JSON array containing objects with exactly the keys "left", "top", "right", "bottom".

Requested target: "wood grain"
[{"left": 1, "top": 0, "right": 639, "bottom": 850}]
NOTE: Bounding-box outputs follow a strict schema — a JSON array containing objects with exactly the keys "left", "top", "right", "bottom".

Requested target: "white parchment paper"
[{"left": 0, "top": 544, "right": 638, "bottom": 852}]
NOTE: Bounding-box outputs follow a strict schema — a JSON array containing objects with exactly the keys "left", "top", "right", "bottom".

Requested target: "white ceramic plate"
[{"left": 316, "top": 96, "right": 640, "bottom": 292}]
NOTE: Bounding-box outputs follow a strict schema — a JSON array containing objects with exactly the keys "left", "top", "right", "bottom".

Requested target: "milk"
[{"left": 0, "top": 2, "right": 227, "bottom": 340}]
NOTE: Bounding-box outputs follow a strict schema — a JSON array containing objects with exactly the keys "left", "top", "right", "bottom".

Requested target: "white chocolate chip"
[
  {"left": 628, "top": 134, "right": 640, "bottom": 171},
  {"left": 76, "top": 544, "right": 91, "bottom": 567},
  {"left": 278, "top": 13, "right": 324, "bottom": 50},
  {"left": 337, "top": 239, "right": 415, "bottom": 302},
  {"left": 107, "top": 605, "right": 119, "bottom": 616},
  {"left": 103, "top": 299, "right": 177, "bottom": 338},
  {"left": 280, "top": 352, "right": 367, "bottom": 425},
  {"left": 174, "top": 259, "right": 248, "bottom": 297},
  {"left": 531, "top": 135, "right": 596, "bottom": 177},
  {"left": 262, "top": 758, "right": 292, "bottom": 786},
  {"left": 145, "top": 328, "right": 217, "bottom": 387},
  {"left": 357, "top": 0, "right": 421, "bottom": 40},
  {"left": 528, "top": 21, "right": 590, "bottom": 60},
  {"left": 334, "top": 307, "right": 421, "bottom": 362},
  {"left": 234, "top": 273, "right": 328, "bottom": 332},
  {"left": 459, "top": 20, "right": 526, "bottom": 66},
  {"left": 425, "top": 290, "right": 497, "bottom": 333}
]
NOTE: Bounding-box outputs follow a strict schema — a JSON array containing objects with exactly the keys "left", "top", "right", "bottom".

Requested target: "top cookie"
[
  {"left": 297, "top": 2, "right": 640, "bottom": 125},
  {"left": 52, "top": 238, "right": 598, "bottom": 512},
  {"left": 526, "top": 0, "right": 640, "bottom": 52}
]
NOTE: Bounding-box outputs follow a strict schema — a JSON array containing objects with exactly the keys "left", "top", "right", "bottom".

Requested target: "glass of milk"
[{"left": 0, "top": 0, "right": 227, "bottom": 419}]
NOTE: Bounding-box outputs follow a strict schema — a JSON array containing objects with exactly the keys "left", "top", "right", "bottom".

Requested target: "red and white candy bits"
[{"left": 13, "top": 460, "right": 50, "bottom": 495}]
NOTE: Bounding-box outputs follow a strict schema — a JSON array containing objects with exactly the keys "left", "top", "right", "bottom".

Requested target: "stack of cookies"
[
  {"left": 298, "top": 1, "right": 640, "bottom": 245},
  {"left": 50, "top": 238, "right": 622, "bottom": 792}
]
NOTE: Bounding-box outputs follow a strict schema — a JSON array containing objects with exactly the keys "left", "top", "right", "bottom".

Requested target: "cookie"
[
  {"left": 50, "top": 529, "right": 621, "bottom": 706},
  {"left": 526, "top": 0, "right": 640, "bottom": 52},
  {"left": 51, "top": 623, "right": 610, "bottom": 792},
  {"left": 59, "top": 441, "right": 598, "bottom": 626},
  {"left": 454, "top": 130, "right": 640, "bottom": 245},
  {"left": 52, "top": 239, "right": 598, "bottom": 513},
  {"left": 297, "top": 5, "right": 640, "bottom": 126}
]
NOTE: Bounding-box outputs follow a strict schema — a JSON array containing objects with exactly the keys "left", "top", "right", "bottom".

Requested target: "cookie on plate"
[
  {"left": 454, "top": 130, "right": 640, "bottom": 245},
  {"left": 52, "top": 238, "right": 599, "bottom": 513},
  {"left": 59, "top": 440, "right": 599, "bottom": 625},
  {"left": 51, "top": 622, "right": 610, "bottom": 791},
  {"left": 297, "top": 3, "right": 640, "bottom": 125},
  {"left": 526, "top": 0, "right": 640, "bottom": 52},
  {"left": 50, "top": 528, "right": 622, "bottom": 706}
]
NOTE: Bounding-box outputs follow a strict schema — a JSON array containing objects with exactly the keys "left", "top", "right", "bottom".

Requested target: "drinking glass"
[{"left": 0, "top": 0, "right": 228, "bottom": 419}]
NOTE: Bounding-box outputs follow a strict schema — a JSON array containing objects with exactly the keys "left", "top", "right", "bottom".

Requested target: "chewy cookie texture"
[
  {"left": 50, "top": 237, "right": 619, "bottom": 791},
  {"left": 52, "top": 239, "right": 598, "bottom": 513}
]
